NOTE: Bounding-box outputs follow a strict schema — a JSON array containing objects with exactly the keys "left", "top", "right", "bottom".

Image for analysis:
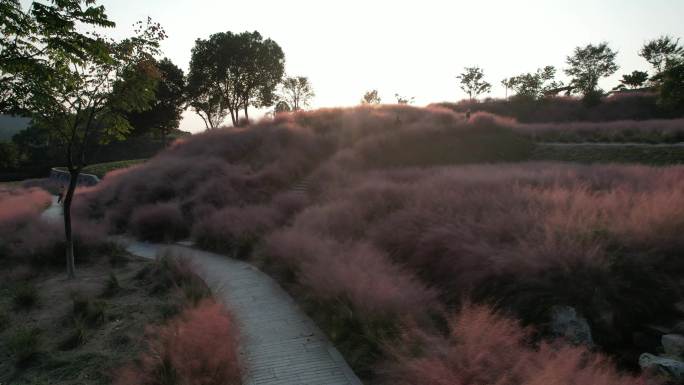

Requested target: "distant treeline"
[{"left": 434, "top": 92, "right": 684, "bottom": 123}]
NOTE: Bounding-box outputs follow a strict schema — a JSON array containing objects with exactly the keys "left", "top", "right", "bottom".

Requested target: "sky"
[{"left": 32, "top": 0, "right": 684, "bottom": 132}]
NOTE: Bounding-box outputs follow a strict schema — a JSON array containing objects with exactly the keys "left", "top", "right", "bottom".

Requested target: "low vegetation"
[
  {"left": 72, "top": 106, "right": 684, "bottom": 383},
  {"left": 0, "top": 190, "right": 242, "bottom": 385}
]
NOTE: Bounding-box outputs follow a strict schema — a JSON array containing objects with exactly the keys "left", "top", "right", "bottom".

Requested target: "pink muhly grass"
[
  {"left": 116, "top": 299, "right": 242, "bottom": 385},
  {"left": 382, "top": 303, "right": 653, "bottom": 385}
]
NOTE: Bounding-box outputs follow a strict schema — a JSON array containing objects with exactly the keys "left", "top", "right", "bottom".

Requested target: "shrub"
[
  {"left": 7, "top": 326, "right": 42, "bottom": 366},
  {"left": 130, "top": 202, "right": 187, "bottom": 242},
  {"left": 116, "top": 300, "right": 242, "bottom": 385},
  {"left": 382, "top": 303, "right": 651, "bottom": 385},
  {"left": 139, "top": 253, "right": 211, "bottom": 306}
]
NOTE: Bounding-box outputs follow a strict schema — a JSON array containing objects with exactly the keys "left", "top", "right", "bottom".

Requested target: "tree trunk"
[
  {"left": 244, "top": 104, "right": 249, "bottom": 123},
  {"left": 63, "top": 169, "right": 79, "bottom": 279}
]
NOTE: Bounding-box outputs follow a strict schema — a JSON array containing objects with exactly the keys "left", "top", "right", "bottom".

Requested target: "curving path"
[{"left": 42, "top": 199, "right": 363, "bottom": 385}]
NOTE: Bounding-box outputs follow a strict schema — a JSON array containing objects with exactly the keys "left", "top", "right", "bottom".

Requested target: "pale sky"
[{"left": 38, "top": 0, "right": 684, "bottom": 132}]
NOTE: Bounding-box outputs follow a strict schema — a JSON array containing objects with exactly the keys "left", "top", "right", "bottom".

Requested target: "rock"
[
  {"left": 550, "top": 306, "right": 594, "bottom": 346},
  {"left": 663, "top": 334, "right": 684, "bottom": 358},
  {"left": 639, "top": 353, "right": 684, "bottom": 381}
]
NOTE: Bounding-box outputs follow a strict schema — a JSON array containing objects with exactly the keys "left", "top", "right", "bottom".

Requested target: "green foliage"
[
  {"left": 616, "top": 70, "right": 649, "bottom": 90},
  {"left": 7, "top": 326, "right": 42, "bottom": 366},
  {"left": 126, "top": 58, "right": 186, "bottom": 139},
  {"left": 658, "top": 60, "right": 684, "bottom": 111},
  {"left": 507, "top": 66, "right": 564, "bottom": 100},
  {"left": 0, "top": 140, "right": 20, "bottom": 168},
  {"left": 640, "top": 35, "right": 684, "bottom": 74},
  {"left": 187, "top": 30, "right": 285, "bottom": 128},
  {"left": 361, "top": 89, "right": 381, "bottom": 105},
  {"left": 279, "top": 76, "right": 314, "bottom": 111},
  {"left": 565, "top": 42, "right": 619, "bottom": 98},
  {"left": 457, "top": 66, "right": 491, "bottom": 101}
]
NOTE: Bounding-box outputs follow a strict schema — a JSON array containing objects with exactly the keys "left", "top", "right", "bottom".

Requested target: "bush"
[
  {"left": 382, "top": 304, "right": 651, "bottom": 385},
  {"left": 130, "top": 202, "right": 187, "bottom": 242},
  {"left": 116, "top": 300, "right": 242, "bottom": 385},
  {"left": 138, "top": 253, "right": 211, "bottom": 306}
]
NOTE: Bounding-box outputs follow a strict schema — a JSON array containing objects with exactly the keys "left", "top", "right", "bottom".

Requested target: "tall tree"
[
  {"left": 1, "top": 2, "right": 165, "bottom": 278},
  {"left": 640, "top": 36, "right": 684, "bottom": 75},
  {"left": 186, "top": 31, "right": 284, "bottom": 128},
  {"left": 361, "top": 89, "right": 381, "bottom": 105},
  {"left": 457, "top": 66, "right": 491, "bottom": 101},
  {"left": 565, "top": 42, "right": 619, "bottom": 100},
  {"left": 126, "top": 58, "right": 185, "bottom": 141},
  {"left": 279, "top": 76, "right": 314, "bottom": 111}
]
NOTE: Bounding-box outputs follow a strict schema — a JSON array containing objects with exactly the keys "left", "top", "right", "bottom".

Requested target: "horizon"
[{"left": 22, "top": 0, "right": 684, "bottom": 133}]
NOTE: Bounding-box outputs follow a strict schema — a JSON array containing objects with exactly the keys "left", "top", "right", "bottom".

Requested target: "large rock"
[
  {"left": 550, "top": 306, "right": 593, "bottom": 346},
  {"left": 639, "top": 353, "right": 684, "bottom": 381},
  {"left": 663, "top": 334, "right": 684, "bottom": 358}
]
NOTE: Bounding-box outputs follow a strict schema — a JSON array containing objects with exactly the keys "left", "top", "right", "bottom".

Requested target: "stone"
[
  {"left": 639, "top": 353, "right": 684, "bottom": 381},
  {"left": 550, "top": 305, "right": 594, "bottom": 346},
  {"left": 662, "top": 334, "right": 684, "bottom": 358}
]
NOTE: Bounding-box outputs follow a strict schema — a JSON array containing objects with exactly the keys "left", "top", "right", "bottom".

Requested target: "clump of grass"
[
  {"left": 139, "top": 253, "right": 212, "bottom": 305},
  {"left": 101, "top": 272, "right": 121, "bottom": 297},
  {"left": 59, "top": 317, "right": 88, "bottom": 350},
  {"left": 72, "top": 294, "right": 107, "bottom": 327},
  {"left": 7, "top": 326, "right": 41, "bottom": 366},
  {"left": 13, "top": 283, "right": 39, "bottom": 310}
]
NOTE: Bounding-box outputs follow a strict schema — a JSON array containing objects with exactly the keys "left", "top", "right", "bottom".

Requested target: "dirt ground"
[{"left": 0, "top": 254, "right": 180, "bottom": 385}]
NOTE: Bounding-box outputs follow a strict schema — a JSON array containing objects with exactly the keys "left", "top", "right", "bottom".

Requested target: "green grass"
[
  {"left": 532, "top": 143, "right": 684, "bottom": 165},
  {"left": 56, "top": 159, "right": 146, "bottom": 178}
]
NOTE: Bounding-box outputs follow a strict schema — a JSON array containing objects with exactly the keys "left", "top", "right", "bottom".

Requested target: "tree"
[
  {"left": 614, "top": 70, "right": 649, "bottom": 90},
  {"left": 279, "top": 76, "right": 314, "bottom": 111},
  {"left": 1, "top": 2, "right": 165, "bottom": 278},
  {"left": 361, "top": 89, "right": 381, "bottom": 105},
  {"left": 501, "top": 78, "right": 515, "bottom": 99},
  {"left": 658, "top": 59, "right": 684, "bottom": 111},
  {"left": 394, "top": 93, "right": 414, "bottom": 104},
  {"left": 507, "top": 66, "right": 563, "bottom": 100},
  {"left": 457, "top": 66, "right": 491, "bottom": 101},
  {"left": 126, "top": 58, "right": 185, "bottom": 141},
  {"left": 640, "top": 36, "right": 684, "bottom": 75},
  {"left": 565, "top": 42, "right": 619, "bottom": 100},
  {"left": 186, "top": 31, "right": 285, "bottom": 128}
]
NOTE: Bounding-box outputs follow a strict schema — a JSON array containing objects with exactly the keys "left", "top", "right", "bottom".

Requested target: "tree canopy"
[
  {"left": 507, "top": 66, "right": 564, "bottom": 100},
  {"left": 126, "top": 57, "right": 186, "bottom": 140},
  {"left": 565, "top": 42, "right": 619, "bottom": 98},
  {"left": 187, "top": 31, "right": 285, "bottom": 128},
  {"left": 457, "top": 66, "right": 491, "bottom": 101},
  {"left": 279, "top": 76, "right": 314, "bottom": 111},
  {"left": 361, "top": 89, "right": 381, "bottom": 105},
  {"left": 640, "top": 35, "right": 684, "bottom": 75}
]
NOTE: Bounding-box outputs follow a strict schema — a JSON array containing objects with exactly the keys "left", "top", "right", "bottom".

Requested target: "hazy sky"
[{"left": 50, "top": 0, "right": 684, "bottom": 132}]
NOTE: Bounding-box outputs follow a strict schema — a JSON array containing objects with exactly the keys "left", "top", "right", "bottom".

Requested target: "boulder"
[
  {"left": 663, "top": 334, "right": 684, "bottom": 358},
  {"left": 550, "top": 306, "right": 593, "bottom": 346},
  {"left": 639, "top": 353, "right": 684, "bottom": 381}
]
